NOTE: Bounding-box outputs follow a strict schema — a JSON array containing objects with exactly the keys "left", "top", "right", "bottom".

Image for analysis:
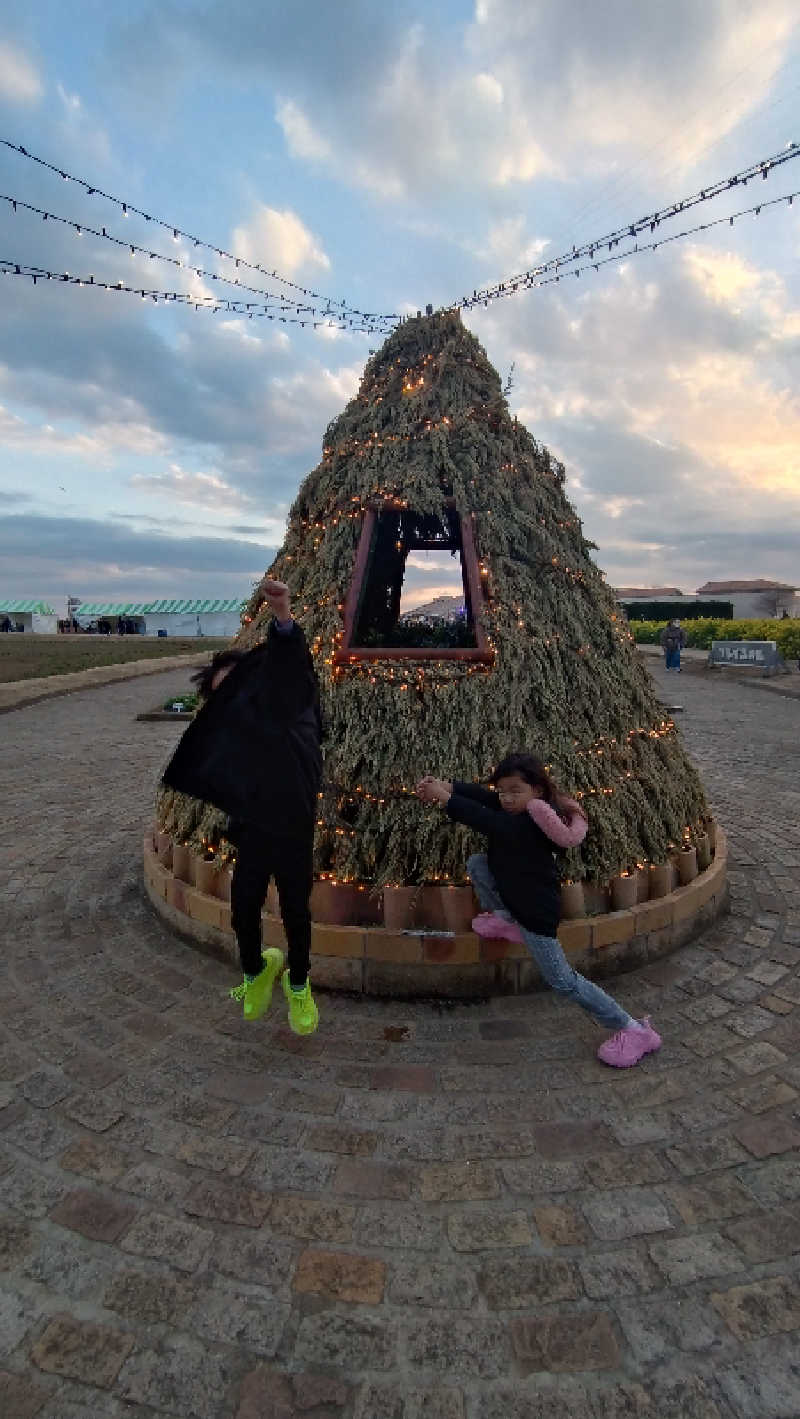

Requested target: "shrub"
[{"left": 630, "top": 618, "right": 800, "bottom": 659}]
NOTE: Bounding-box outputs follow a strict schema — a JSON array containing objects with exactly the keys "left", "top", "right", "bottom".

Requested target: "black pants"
[{"left": 230, "top": 823, "right": 313, "bottom": 987}]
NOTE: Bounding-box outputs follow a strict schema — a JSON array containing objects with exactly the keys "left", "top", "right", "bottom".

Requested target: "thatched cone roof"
[{"left": 158, "top": 310, "right": 708, "bottom": 889}]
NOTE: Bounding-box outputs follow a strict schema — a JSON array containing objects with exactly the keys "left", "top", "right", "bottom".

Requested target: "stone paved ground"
[{"left": 0, "top": 666, "right": 799, "bottom": 1418}]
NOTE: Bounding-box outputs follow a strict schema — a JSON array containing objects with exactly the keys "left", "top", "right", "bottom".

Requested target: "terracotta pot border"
[{"left": 143, "top": 826, "right": 728, "bottom": 998}]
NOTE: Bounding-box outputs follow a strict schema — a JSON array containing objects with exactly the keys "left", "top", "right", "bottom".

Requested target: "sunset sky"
[{"left": 1, "top": 0, "right": 798, "bottom": 614}]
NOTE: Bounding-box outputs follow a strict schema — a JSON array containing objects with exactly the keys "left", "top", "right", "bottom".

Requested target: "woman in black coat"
[{"left": 162, "top": 578, "right": 322, "bottom": 1035}]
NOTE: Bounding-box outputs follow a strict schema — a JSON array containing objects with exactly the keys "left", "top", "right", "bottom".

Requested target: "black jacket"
[
  {"left": 162, "top": 620, "right": 322, "bottom": 838},
  {"left": 446, "top": 781, "right": 562, "bottom": 936}
]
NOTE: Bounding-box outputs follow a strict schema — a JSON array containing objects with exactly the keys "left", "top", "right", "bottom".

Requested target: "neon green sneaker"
[
  {"left": 229, "top": 948, "right": 284, "bottom": 1021},
  {"left": 282, "top": 970, "right": 319, "bottom": 1036}
]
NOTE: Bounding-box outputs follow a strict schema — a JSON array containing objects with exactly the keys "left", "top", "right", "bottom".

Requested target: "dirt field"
[{"left": 0, "top": 635, "right": 229, "bottom": 683}]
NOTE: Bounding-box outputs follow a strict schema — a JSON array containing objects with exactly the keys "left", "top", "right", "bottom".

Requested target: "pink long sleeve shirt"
[{"left": 527, "top": 797, "right": 588, "bottom": 848}]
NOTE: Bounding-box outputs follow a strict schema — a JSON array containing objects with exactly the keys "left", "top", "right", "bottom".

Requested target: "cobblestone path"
[{"left": 0, "top": 667, "right": 799, "bottom": 1418}]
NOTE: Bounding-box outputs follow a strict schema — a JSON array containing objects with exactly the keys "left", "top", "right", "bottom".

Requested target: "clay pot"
[
  {"left": 611, "top": 873, "right": 638, "bottom": 911},
  {"left": 410, "top": 885, "right": 448, "bottom": 930},
  {"left": 382, "top": 886, "right": 417, "bottom": 931},
  {"left": 695, "top": 832, "right": 712, "bottom": 872},
  {"left": 216, "top": 867, "right": 232, "bottom": 902},
  {"left": 678, "top": 846, "right": 698, "bottom": 885},
  {"left": 649, "top": 863, "right": 671, "bottom": 899},
  {"left": 582, "top": 881, "right": 610, "bottom": 915},
  {"left": 311, "top": 882, "right": 381, "bottom": 926},
  {"left": 172, "top": 843, "right": 192, "bottom": 883},
  {"left": 193, "top": 856, "right": 219, "bottom": 896},
  {"left": 438, "top": 886, "right": 477, "bottom": 933},
  {"left": 560, "top": 881, "right": 585, "bottom": 919},
  {"left": 155, "top": 832, "right": 173, "bottom": 869},
  {"left": 635, "top": 867, "right": 651, "bottom": 903}
]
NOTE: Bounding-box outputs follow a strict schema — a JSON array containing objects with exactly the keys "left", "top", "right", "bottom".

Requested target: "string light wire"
[
  {"left": 0, "top": 137, "right": 399, "bottom": 328},
  {"left": 0, "top": 190, "right": 398, "bottom": 329},
  {"left": 513, "top": 185, "right": 800, "bottom": 294},
  {"left": 0, "top": 259, "right": 381, "bottom": 330},
  {"left": 447, "top": 141, "right": 799, "bottom": 312},
  {"left": 4, "top": 183, "right": 794, "bottom": 326}
]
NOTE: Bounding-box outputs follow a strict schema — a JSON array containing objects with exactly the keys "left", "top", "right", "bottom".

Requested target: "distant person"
[
  {"left": 162, "top": 578, "right": 323, "bottom": 1036},
  {"left": 659, "top": 618, "right": 686, "bottom": 672},
  {"left": 1, "top": 617, "right": 11, "bottom": 633}
]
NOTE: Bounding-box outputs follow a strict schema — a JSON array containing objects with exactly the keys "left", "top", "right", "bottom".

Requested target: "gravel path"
[{"left": 0, "top": 664, "right": 798, "bottom": 1418}]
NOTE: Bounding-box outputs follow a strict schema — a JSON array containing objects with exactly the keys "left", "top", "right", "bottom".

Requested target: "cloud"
[
  {"left": 129, "top": 463, "right": 255, "bottom": 510},
  {"left": 231, "top": 205, "right": 330, "bottom": 279},
  {"left": 56, "top": 81, "right": 81, "bottom": 112},
  {"left": 465, "top": 236, "right": 800, "bottom": 589},
  {"left": 0, "top": 246, "right": 365, "bottom": 494},
  {"left": 107, "top": 0, "right": 796, "bottom": 202},
  {"left": 0, "top": 401, "right": 154, "bottom": 465},
  {"left": 0, "top": 512, "right": 276, "bottom": 599},
  {"left": 275, "top": 100, "right": 332, "bottom": 163},
  {"left": 470, "top": 217, "right": 549, "bottom": 272},
  {"left": 0, "top": 42, "right": 43, "bottom": 104}
]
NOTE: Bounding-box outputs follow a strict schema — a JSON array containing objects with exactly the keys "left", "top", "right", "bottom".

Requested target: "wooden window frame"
[{"left": 333, "top": 499, "right": 494, "bottom": 665}]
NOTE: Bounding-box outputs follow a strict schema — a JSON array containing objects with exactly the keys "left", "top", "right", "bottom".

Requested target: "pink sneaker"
[
  {"left": 471, "top": 912, "right": 524, "bottom": 943},
  {"left": 597, "top": 1017, "right": 662, "bottom": 1068}
]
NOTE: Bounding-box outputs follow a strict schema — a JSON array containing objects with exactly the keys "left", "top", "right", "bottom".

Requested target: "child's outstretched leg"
[
  {"left": 466, "top": 853, "right": 524, "bottom": 942},
  {"left": 229, "top": 824, "right": 284, "bottom": 1021},
  {"left": 275, "top": 835, "right": 318, "bottom": 1036},
  {"left": 521, "top": 929, "right": 661, "bottom": 1067}
]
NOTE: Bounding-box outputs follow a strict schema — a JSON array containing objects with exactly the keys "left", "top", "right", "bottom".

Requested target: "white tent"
[{"left": 0, "top": 600, "right": 58, "bottom": 633}]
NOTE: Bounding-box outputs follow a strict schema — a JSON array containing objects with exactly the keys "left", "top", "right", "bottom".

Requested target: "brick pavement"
[{"left": 0, "top": 664, "right": 798, "bottom": 1417}]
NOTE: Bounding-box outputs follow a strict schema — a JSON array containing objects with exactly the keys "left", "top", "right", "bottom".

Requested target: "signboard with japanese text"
[{"left": 708, "top": 640, "right": 785, "bottom": 671}]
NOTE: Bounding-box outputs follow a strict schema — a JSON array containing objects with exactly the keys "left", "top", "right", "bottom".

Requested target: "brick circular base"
[{"left": 143, "top": 829, "right": 728, "bottom": 997}]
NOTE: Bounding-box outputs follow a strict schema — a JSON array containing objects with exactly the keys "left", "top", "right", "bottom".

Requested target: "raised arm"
[{"left": 527, "top": 797, "right": 588, "bottom": 848}]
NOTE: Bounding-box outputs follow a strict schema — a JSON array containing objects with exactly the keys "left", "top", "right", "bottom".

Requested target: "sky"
[{"left": 0, "top": 0, "right": 798, "bottom": 617}]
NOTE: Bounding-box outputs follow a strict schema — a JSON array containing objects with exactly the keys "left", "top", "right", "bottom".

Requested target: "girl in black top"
[{"left": 416, "top": 753, "right": 662, "bottom": 1069}]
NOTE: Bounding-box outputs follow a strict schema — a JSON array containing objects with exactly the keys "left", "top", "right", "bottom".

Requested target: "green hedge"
[
  {"left": 631, "top": 617, "right": 800, "bottom": 660},
  {"left": 620, "top": 599, "right": 732, "bottom": 621}
]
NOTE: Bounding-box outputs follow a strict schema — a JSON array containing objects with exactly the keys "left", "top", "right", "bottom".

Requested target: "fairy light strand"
[
  {"left": 0, "top": 259, "right": 382, "bottom": 331},
  {"left": 0, "top": 137, "right": 399, "bottom": 327},
  {"left": 503, "top": 186, "right": 800, "bottom": 297},
  {"left": 0, "top": 191, "right": 393, "bottom": 330},
  {"left": 447, "top": 142, "right": 799, "bottom": 312}
]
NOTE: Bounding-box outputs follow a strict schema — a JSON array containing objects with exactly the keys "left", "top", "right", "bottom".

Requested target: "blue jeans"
[
  {"left": 665, "top": 647, "right": 681, "bottom": 669},
  {"left": 467, "top": 853, "right": 633, "bottom": 1031}
]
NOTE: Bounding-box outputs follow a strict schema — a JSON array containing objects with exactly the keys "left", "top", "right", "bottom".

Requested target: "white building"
[
  {"left": 696, "top": 580, "right": 799, "bottom": 619},
  {"left": 0, "top": 600, "right": 58, "bottom": 633},
  {"left": 74, "top": 602, "right": 149, "bottom": 633},
  {"left": 400, "top": 594, "right": 465, "bottom": 621},
  {"left": 73, "top": 598, "right": 245, "bottom": 636},
  {"left": 142, "top": 598, "right": 244, "bottom": 638}
]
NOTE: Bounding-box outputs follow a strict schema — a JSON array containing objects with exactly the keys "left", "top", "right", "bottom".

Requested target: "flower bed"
[{"left": 143, "top": 826, "right": 728, "bottom": 999}]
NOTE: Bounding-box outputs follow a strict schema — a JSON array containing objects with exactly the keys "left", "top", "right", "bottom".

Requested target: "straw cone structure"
[{"left": 157, "top": 311, "right": 708, "bottom": 891}]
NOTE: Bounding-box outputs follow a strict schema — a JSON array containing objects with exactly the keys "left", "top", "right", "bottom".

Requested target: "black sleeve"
[
  {"left": 451, "top": 780, "right": 501, "bottom": 811},
  {"left": 251, "top": 621, "right": 321, "bottom": 726},
  {"left": 446, "top": 791, "right": 517, "bottom": 839}
]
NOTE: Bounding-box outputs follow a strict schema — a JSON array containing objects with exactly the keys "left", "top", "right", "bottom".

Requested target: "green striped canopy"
[
  {"left": 144, "top": 599, "right": 245, "bottom": 614},
  {"left": 0, "top": 600, "right": 56, "bottom": 615},
  {"left": 73, "top": 603, "right": 151, "bottom": 616},
  {"left": 74, "top": 599, "right": 245, "bottom": 616}
]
